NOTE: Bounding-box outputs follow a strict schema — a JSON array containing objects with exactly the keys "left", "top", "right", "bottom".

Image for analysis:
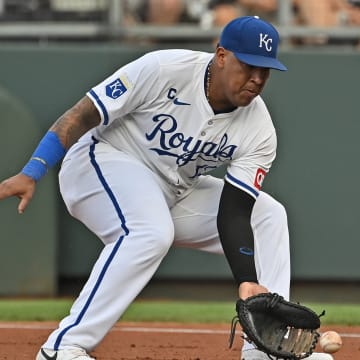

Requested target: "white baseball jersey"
[{"left": 87, "top": 49, "right": 276, "bottom": 199}]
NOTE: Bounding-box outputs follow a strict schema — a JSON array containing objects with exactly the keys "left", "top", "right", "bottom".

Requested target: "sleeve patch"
[{"left": 106, "top": 77, "right": 128, "bottom": 99}]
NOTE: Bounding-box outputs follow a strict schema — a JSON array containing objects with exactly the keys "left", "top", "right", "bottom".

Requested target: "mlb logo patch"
[{"left": 106, "top": 78, "right": 128, "bottom": 99}]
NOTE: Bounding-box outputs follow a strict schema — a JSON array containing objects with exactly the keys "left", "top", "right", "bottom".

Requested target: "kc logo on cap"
[
  {"left": 259, "top": 33, "right": 273, "bottom": 52},
  {"left": 219, "top": 16, "right": 287, "bottom": 71}
]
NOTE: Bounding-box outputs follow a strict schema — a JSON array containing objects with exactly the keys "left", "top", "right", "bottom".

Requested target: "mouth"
[{"left": 242, "top": 88, "right": 258, "bottom": 96}]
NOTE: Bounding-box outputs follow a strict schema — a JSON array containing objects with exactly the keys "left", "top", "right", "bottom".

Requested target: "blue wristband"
[{"left": 21, "top": 131, "right": 66, "bottom": 181}]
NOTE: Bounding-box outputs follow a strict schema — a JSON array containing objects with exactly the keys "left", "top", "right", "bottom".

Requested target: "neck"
[{"left": 206, "top": 61, "right": 237, "bottom": 114}]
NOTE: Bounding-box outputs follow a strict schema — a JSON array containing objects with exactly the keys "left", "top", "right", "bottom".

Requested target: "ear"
[{"left": 215, "top": 46, "right": 227, "bottom": 69}]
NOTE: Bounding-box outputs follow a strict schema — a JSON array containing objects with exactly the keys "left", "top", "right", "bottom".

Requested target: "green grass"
[
  {"left": 0, "top": 299, "right": 359, "bottom": 325},
  {"left": 305, "top": 303, "right": 360, "bottom": 326},
  {"left": 0, "top": 299, "right": 73, "bottom": 321}
]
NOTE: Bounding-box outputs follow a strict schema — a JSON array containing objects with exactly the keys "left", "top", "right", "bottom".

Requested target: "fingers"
[
  {"left": 0, "top": 173, "right": 36, "bottom": 213},
  {"left": 238, "top": 282, "right": 269, "bottom": 299},
  {"left": 18, "top": 195, "right": 31, "bottom": 214},
  {"left": 17, "top": 184, "right": 35, "bottom": 214}
]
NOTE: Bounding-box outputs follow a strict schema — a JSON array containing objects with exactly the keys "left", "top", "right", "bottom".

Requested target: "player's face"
[{"left": 217, "top": 49, "right": 270, "bottom": 108}]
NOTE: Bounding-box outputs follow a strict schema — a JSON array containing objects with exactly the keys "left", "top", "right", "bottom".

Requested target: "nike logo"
[
  {"left": 41, "top": 348, "right": 58, "bottom": 360},
  {"left": 173, "top": 98, "right": 191, "bottom": 106},
  {"left": 167, "top": 88, "right": 191, "bottom": 105},
  {"left": 239, "top": 247, "right": 254, "bottom": 256}
]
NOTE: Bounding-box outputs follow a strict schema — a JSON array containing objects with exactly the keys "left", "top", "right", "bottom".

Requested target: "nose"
[{"left": 250, "top": 67, "right": 269, "bottom": 84}]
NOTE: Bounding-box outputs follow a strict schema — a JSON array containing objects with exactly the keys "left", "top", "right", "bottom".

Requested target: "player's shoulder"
[
  {"left": 252, "top": 95, "right": 268, "bottom": 111},
  {"left": 234, "top": 96, "right": 276, "bottom": 138},
  {"left": 241, "top": 95, "right": 272, "bottom": 122}
]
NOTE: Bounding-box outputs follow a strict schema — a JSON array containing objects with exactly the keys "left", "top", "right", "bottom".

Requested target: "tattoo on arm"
[{"left": 50, "top": 96, "right": 101, "bottom": 150}]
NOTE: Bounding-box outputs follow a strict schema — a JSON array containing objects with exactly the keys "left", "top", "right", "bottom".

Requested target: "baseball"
[{"left": 319, "top": 331, "right": 342, "bottom": 353}]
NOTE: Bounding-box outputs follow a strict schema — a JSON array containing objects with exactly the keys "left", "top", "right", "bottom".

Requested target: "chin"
[
  {"left": 236, "top": 98, "right": 254, "bottom": 107},
  {"left": 233, "top": 93, "right": 257, "bottom": 107}
]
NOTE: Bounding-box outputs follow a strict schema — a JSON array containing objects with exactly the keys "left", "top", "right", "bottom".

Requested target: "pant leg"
[
  {"left": 172, "top": 176, "right": 290, "bottom": 299},
  {"left": 251, "top": 191, "right": 291, "bottom": 300},
  {"left": 172, "top": 177, "right": 290, "bottom": 353},
  {"left": 172, "top": 175, "right": 224, "bottom": 253},
  {"left": 44, "top": 140, "right": 175, "bottom": 352},
  {"left": 243, "top": 191, "right": 291, "bottom": 352}
]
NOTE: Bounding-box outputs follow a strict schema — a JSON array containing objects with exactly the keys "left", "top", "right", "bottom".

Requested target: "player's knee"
[
  {"left": 256, "top": 192, "right": 288, "bottom": 223},
  {"left": 269, "top": 198, "right": 287, "bottom": 223},
  {"left": 144, "top": 222, "right": 174, "bottom": 256}
]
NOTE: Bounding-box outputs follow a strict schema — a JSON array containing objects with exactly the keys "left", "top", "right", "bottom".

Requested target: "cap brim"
[{"left": 233, "top": 52, "right": 287, "bottom": 71}]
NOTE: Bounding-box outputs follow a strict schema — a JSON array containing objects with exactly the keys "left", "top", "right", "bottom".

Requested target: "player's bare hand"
[
  {"left": 238, "top": 281, "right": 269, "bottom": 300},
  {"left": 0, "top": 173, "right": 36, "bottom": 214}
]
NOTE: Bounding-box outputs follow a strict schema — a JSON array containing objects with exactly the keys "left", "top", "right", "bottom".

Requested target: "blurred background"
[
  {"left": 0, "top": 0, "right": 360, "bottom": 46},
  {"left": 0, "top": 0, "right": 359, "bottom": 303}
]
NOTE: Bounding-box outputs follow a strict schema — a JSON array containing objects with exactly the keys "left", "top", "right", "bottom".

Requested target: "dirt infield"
[{"left": 0, "top": 322, "right": 358, "bottom": 359}]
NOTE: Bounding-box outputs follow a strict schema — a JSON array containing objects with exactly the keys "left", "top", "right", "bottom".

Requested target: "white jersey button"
[
  {"left": 208, "top": 120, "right": 213, "bottom": 125},
  {"left": 201, "top": 131, "right": 206, "bottom": 136}
]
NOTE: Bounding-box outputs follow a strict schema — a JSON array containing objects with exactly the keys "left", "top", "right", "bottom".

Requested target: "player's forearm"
[
  {"left": 217, "top": 182, "right": 258, "bottom": 285},
  {"left": 50, "top": 96, "right": 101, "bottom": 150},
  {"left": 21, "top": 96, "right": 100, "bottom": 182}
]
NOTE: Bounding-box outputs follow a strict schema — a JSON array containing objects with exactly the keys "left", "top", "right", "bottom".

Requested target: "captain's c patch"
[{"left": 254, "top": 168, "right": 266, "bottom": 190}]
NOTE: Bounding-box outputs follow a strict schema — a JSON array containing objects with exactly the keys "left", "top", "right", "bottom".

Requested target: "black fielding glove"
[{"left": 229, "top": 293, "right": 324, "bottom": 360}]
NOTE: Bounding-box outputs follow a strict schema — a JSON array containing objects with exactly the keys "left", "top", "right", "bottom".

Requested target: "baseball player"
[{"left": 0, "top": 16, "right": 332, "bottom": 360}]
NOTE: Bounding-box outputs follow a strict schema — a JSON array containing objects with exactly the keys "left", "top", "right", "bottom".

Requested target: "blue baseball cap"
[{"left": 219, "top": 16, "right": 287, "bottom": 71}]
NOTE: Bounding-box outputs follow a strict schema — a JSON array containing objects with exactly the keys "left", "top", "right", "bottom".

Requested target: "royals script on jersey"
[{"left": 87, "top": 49, "right": 276, "bottom": 199}]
